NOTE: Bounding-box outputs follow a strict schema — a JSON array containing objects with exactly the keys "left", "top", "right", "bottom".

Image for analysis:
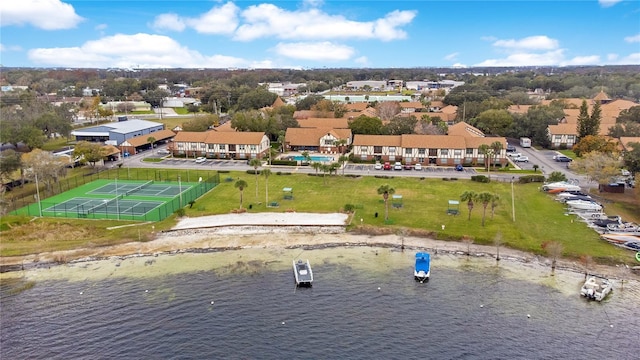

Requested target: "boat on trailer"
[
  {"left": 580, "top": 275, "right": 613, "bottom": 302},
  {"left": 414, "top": 252, "right": 431, "bottom": 282},
  {"left": 293, "top": 259, "right": 313, "bottom": 286}
]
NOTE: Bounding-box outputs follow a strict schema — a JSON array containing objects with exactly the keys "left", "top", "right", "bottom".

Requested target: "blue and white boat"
[{"left": 414, "top": 252, "right": 431, "bottom": 282}]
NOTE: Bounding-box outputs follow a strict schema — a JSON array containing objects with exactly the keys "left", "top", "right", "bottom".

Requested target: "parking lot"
[
  {"left": 160, "top": 158, "right": 241, "bottom": 167},
  {"left": 345, "top": 163, "right": 477, "bottom": 174}
]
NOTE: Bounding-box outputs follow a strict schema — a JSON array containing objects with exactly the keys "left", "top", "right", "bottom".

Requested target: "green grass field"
[{"left": 1, "top": 170, "right": 636, "bottom": 264}]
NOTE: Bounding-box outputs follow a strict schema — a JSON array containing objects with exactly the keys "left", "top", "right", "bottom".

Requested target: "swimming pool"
[{"left": 289, "top": 155, "right": 334, "bottom": 162}]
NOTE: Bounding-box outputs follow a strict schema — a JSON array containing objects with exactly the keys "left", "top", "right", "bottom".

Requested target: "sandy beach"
[{"left": 2, "top": 212, "right": 638, "bottom": 283}]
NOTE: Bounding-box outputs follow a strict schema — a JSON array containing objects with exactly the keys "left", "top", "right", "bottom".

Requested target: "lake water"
[{"left": 1, "top": 247, "right": 639, "bottom": 359}]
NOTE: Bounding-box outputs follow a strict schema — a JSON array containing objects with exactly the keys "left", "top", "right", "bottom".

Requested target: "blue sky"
[{"left": 1, "top": 0, "right": 639, "bottom": 69}]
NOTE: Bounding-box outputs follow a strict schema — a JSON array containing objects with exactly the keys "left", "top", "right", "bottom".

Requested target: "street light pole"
[
  {"left": 115, "top": 177, "right": 120, "bottom": 221},
  {"left": 35, "top": 173, "right": 42, "bottom": 217},
  {"left": 178, "top": 175, "right": 183, "bottom": 207},
  {"left": 511, "top": 176, "right": 516, "bottom": 222}
]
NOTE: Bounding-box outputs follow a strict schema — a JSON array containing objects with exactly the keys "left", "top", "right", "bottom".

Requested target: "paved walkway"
[{"left": 172, "top": 212, "right": 349, "bottom": 230}]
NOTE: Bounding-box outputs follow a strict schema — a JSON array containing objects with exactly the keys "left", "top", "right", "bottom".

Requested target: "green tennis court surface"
[{"left": 13, "top": 178, "right": 217, "bottom": 221}]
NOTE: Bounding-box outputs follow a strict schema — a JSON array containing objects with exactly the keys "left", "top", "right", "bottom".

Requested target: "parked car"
[
  {"left": 374, "top": 162, "right": 382, "bottom": 170},
  {"left": 506, "top": 144, "right": 516, "bottom": 152},
  {"left": 394, "top": 162, "right": 403, "bottom": 170},
  {"left": 383, "top": 162, "right": 391, "bottom": 170},
  {"left": 195, "top": 157, "right": 207, "bottom": 163},
  {"left": 455, "top": 164, "right": 464, "bottom": 171},
  {"left": 555, "top": 155, "right": 572, "bottom": 162},
  {"left": 507, "top": 152, "right": 522, "bottom": 158},
  {"left": 414, "top": 163, "right": 422, "bottom": 171},
  {"left": 404, "top": 163, "right": 413, "bottom": 170},
  {"left": 514, "top": 156, "right": 529, "bottom": 162},
  {"left": 157, "top": 149, "right": 170, "bottom": 155}
]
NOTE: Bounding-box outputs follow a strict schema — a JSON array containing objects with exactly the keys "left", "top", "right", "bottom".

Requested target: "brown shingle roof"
[
  {"left": 447, "top": 122, "right": 485, "bottom": 137},
  {"left": 401, "top": 134, "right": 466, "bottom": 148},
  {"left": 399, "top": 102, "right": 425, "bottom": 109},
  {"left": 353, "top": 135, "right": 402, "bottom": 147},
  {"left": 297, "top": 118, "right": 350, "bottom": 129},
  {"left": 593, "top": 90, "right": 611, "bottom": 102},
  {"left": 285, "top": 127, "right": 352, "bottom": 146},
  {"left": 203, "top": 131, "right": 266, "bottom": 144},
  {"left": 293, "top": 110, "right": 315, "bottom": 119},
  {"left": 126, "top": 129, "right": 176, "bottom": 146},
  {"left": 272, "top": 97, "right": 285, "bottom": 108},
  {"left": 620, "top": 137, "right": 640, "bottom": 151},
  {"left": 214, "top": 121, "right": 236, "bottom": 132},
  {"left": 345, "top": 103, "right": 368, "bottom": 111}
]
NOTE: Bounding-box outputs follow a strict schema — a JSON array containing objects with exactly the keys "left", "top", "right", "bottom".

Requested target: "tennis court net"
[
  {"left": 85, "top": 194, "right": 125, "bottom": 215},
  {"left": 125, "top": 180, "right": 154, "bottom": 195}
]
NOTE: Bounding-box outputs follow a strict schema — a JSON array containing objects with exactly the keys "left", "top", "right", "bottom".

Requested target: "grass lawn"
[{"left": 1, "top": 170, "right": 636, "bottom": 265}]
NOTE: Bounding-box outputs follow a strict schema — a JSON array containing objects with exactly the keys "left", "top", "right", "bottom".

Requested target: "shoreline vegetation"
[{"left": 1, "top": 172, "right": 639, "bottom": 278}]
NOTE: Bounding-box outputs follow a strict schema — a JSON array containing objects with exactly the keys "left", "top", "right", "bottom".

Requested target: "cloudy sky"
[{"left": 1, "top": 0, "right": 639, "bottom": 69}]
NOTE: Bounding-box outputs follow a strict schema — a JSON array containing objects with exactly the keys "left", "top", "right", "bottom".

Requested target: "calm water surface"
[{"left": 1, "top": 247, "right": 639, "bottom": 359}]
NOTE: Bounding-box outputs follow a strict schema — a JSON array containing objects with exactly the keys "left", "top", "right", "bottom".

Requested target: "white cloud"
[
  {"left": 474, "top": 50, "right": 566, "bottom": 67},
  {"left": 607, "top": 53, "right": 619, "bottom": 61},
  {"left": 616, "top": 53, "right": 640, "bottom": 64},
  {"left": 153, "top": 2, "right": 239, "bottom": 34},
  {"left": 598, "top": 0, "right": 623, "bottom": 7},
  {"left": 354, "top": 56, "right": 369, "bottom": 66},
  {"left": 234, "top": 4, "right": 416, "bottom": 41},
  {"left": 493, "top": 36, "right": 559, "bottom": 51},
  {"left": 152, "top": 14, "right": 186, "bottom": 32},
  {"left": 27, "top": 33, "right": 258, "bottom": 68},
  {"left": 95, "top": 24, "right": 108, "bottom": 31},
  {"left": 153, "top": 3, "right": 415, "bottom": 42},
  {"left": 0, "top": 0, "right": 83, "bottom": 30},
  {"left": 273, "top": 42, "right": 355, "bottom": 61},
  {"left": 624, "top": 34, "right": 640, "bottom": 43},
  {"left": 561, "top": 55, "right": 602, "bottom": 66},
  {"left": 444, "top": 52, "right": 459, "bottom": 61},
  {"left": 0, "top": 43, "right": 23, "bottom": 52}
]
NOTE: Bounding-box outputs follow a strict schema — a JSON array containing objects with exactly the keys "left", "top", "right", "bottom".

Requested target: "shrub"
[
  {"left": 271, "top": 160, "right": 297, "bottom": 166},
  {"left": 518, "top": 175, "right": 545, "bottom": 183},
  {"left": 471, "top": 175, "right": 490, "bottom": 183},
  {"left": 174, "top": 208, "right": 186, "bottom": 217},
  {"left": 547, "top": 171, "right": 567, "bottom": 182},
  {"left": 246, "top": 169, "right": 261, "bottom": 175},
  {"left": 343, "top": 204, "right": 355, "bottom": 212}
]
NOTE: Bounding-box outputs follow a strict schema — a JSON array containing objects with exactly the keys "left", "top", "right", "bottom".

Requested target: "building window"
[
  {"left": 429, "top": 149, "right": 437, "bottom": 156},
  {"left": 374, "top": 146, "right": 382, "bottom": 154},
  {"left": 360, "top": 146, "right": 368, "bottom": 153},
  {"left": 454, "top": 149, "right": 462, "bottom": 156},
  {"left": 239, "top": 145, "right": 246, "bottom": 151},
  {"left": 324, "top": 139, "right": 334, "bottom": 146},
  {"left": 219, "top": 144, "right": 226, "bottom": 151},
  {"left": 250, "top": 145, "right": 257, "bottom": 151},
  {"left": 389, "top": 147, "right": 396, "bottom": 154},
  {"left": 207, "top": 144, "right": 214, "bottom": 150},
  {"left": 405, "top": 148, "right": 412, "bottom": 155},
  {"left": 466, "top": 148, "right": 474, "bottom": 156},
  {"left": 440, "top": 149, "right": 449, "bottom": 157},
  {"left": 418, "top": 148, "right": 426, "bottom": 155}
]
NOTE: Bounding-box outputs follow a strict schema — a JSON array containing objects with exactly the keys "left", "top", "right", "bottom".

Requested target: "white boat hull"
[{"left": 580, "top": 276, "right": 613, "bottom": 301}]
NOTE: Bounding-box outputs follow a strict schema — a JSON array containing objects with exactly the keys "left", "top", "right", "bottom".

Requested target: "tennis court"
[
  {"left": 45, "top": 197, "right": 164, "bottom": 217},
  {"left": 13, "top": 177, "right": 218, "bottom": 221},
  {"left": 89, "top": 180, "right": 185, "bottom": 198}
]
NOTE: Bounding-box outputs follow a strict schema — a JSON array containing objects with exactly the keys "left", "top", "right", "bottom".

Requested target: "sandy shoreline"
[{"left": 1, "top": 213, "right": 638, "bottom": 282}]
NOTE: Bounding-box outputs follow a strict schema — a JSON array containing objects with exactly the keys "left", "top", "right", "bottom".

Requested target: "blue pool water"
[{"left": 289, "top": 155, "right": 334, "bottom": 162}]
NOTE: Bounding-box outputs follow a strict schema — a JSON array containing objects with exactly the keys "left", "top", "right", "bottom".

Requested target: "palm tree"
[
  {"left": 460, "top": 190, "right": 477, "bottom": 220},
  {"left": 377, "top": 184, "right": 395, "bottom": 222},
  {"left": 338, "top": 155, "right": 349, "bottom": 175},
  {"left": 301, "top": 151, "right": 311, "bottom": 164},
  {"left": 490, "top": 193, "right": 500, "bottom": 219},
  {"left": 476, "top": 191, "right": 493, "bottom": 226},
  {"left": 234, "top": 179, "right": 248, "bottom": 209},
  {"left": 249, "top": 158, "right": 262, "bottom": 202},
  {"left": 478, "top": 144, "right": 490, "bottom": 171},
  {"left": 311, "top": 161, "right": 322, "bottom": 175},
  {"left": 262, "top": 168, "right": 271, "bottom": 205},
  {"left": 490, "top": 141, "right": 503, "bottom": 169},
  {"left": 147, "top": 136, "right": 156, "bottom": 154}
]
